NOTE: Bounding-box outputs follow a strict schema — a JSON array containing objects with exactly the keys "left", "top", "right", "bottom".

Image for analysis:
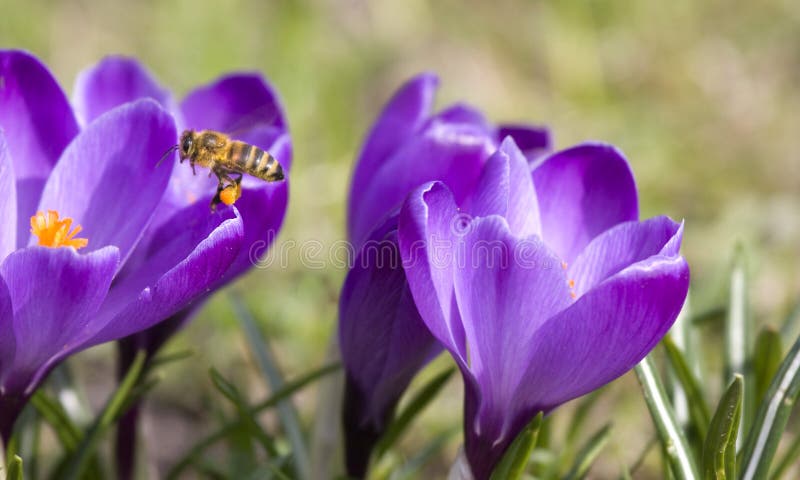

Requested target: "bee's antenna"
[{"left": 157, "top": 145, "right": 179, "bottom": 167}]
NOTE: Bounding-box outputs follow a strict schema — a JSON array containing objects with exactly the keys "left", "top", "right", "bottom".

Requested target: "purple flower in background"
[
  {"left": 0, "top": 50, "right": 248, "bottom": 440},
  {"left": 398, "top": 138, "right": 690, "bottom": 479},
  {"left": 339, "top": 73, "right": 550, "bottom": 476}
]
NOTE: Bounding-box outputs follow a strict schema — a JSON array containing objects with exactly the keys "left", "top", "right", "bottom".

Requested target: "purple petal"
[
  {"left": 462, "top": 138, "right": 541, "bottom": 237},
  {"left": 87, "top": 204, "right": 244, "bottom": 346},
  {"left": 348, "top": 73, "right": 438, "bottom": 239},
  {"left": 0, "top": 133, "right": 16, "bottom": 260},
  {"left": 569, "top": 216, "right": 684, "bottom": 296},
  {"left": 35, "top": 99, "right": 177, "bottom": 267},
  {"left": 0, "top": 246, "right": 119, "bottom": 394},
  {"left": 72, "top": 56, "right": 172, "bottom": 126},
  {"left": 398, "top": 182, "right": 467, "bottom": 365},
  {"left": 532, "top": 143, "right": 638, "bottom": 264},
  {"left": 496, "top": 124, "right": 552, "bottom": 159},
  {"left": 352, "top": 122, "right": 495, "bottom": 247},
  {"left": 339, "top": 215, "right": 440, "bottom": 428},
  {"left": 0, "top": 50, "right": 79, "bottom": 247},
  {"left": 434, "top": 104, "right": 492, "bottom": 132},
  {"left": 220, "top": 180, "right": 288, "bottom": 283},
  {"left": 453, "top": 217, "right": 571, "bottom": 445},
  {"left": 517, "top": 255, "right": 689, "bottom": 412},
  {"left": 0, "top": 276, "right": 14, "bottom": 387},
  {"left": 180, "top": 73, "right": 287, "bottom": 133}
]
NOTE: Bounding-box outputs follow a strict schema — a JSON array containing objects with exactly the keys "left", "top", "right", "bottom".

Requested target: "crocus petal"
[
  {"left": 0, "top": 133, "right": 16, "bottom": 260},
  {"left": 516, "top": 255, "right": 689, "bottom": 412},
  {"left": 35, "top": 99, "right": 176, "bottom": 267},
  {"left": 220, "top": 180, "right": 288, "bottom": 283},
  {"left": 340, "top": 214, "right": 441, "bottom": 476},
  {"left": 0, "top": 246, "right": 119, "bottom": 394},
  {"left": 340, "top": 215, "right": 440, "bottom": 426},
  {"left": 0, "top": 50, "right": 79, "bottom": 247},
  {"left": 569, "top": 216, "right": 684, "bottom": 296},
  {"left": 348, "top": 73, "right": 438, "bottom": 239},
  {"left": 434, "top": 103, "right": 492, "bottom": 133},
  {"left": 0, "top": 275, "right": 13, "bottom": 386},
  {"left": 352, "top": 122, "right": 495, "bottom": 247},
  {"left": 532, "top": 143, "right": 638, "bottom": 264},
  {"left": 72, "top": 56, "right": 172, "bottom": 126},
  {"left": 87, "top": 204, "right": 244, "bottom": 346},
  {"left": 496, "top": 124, "right": 551, "bottom": 160},
  {"left": 180, "top": 73, "right": 287, "bottom": 133},
  {"left": 453, "top": 217, "right": 572, "bottom": 444},
  {"left": 462, "top": 137, "right": 541, "bottom": 237},
  {"left": 398, "top": 182, "right": 467, "bottom": 365}
]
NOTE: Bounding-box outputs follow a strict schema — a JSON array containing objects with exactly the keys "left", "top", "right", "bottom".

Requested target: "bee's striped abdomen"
[{"left": 228, "top": 140, "right": 284, "bottom": 182}]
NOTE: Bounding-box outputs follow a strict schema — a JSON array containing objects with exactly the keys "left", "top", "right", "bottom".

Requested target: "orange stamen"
[{"left": 30, "top": 210, "right": 88, "bottom": 249}]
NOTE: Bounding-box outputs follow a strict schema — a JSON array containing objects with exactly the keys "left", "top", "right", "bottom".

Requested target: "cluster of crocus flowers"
[
  {"left": 0, "top": 50, "right": 289, "bottom": 441},
  {"left": 340, "top": 75, "right": 689, "bottom": 479}
]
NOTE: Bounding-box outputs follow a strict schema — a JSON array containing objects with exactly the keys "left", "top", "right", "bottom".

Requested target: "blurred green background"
[{"left": 2, "top": 0, "right": 799, "bottom": 477}]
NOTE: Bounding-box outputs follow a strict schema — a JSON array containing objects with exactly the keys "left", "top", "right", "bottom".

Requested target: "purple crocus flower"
[
  {"left": 339, "top": 73, "right": 550, "bottom": 476},
  {"left": 67, "top": 56, "right": 291, "bottom": 478},
  {"left": 398, "top": 138, "right": 690, "bottom": 479},
  {"left": 0, "top": 50, "right": 250, "bottom": 440}
]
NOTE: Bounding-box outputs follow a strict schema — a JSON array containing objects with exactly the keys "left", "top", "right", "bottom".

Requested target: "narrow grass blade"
[
  {"left": 753, "top": 327, "right": 783, "bottom": 405},
  {"left": 564, "top": 423, "right": 612, "bottom": 480},
  {"left": 7, "top": 454, "right": 23, "bottom": 480},
  {"left": 702, "top": 374, "right": 742, "bottom": 480},
  {"left": 62, "top": 350, "right": 146, "bottom": 480},
  {"left": 635, "top": 356, "right": 699, "bottom": 480},
  {"left": 724, "top": 245, "right": 752, "bottom": 446},
  {"left": 230, "top": 294, "right": 310, "bottom": 479},
  {"left": 769, "top": 432, "right": 800, "bottom": 480},
  {"left": 209, "top": 368, "right": 280, "bottom": 458},
  {"left": 29, "top": 392, "right": 81, "bottom": 450},
  {"left": 663, "top": 335, "right": 711, "bottom": 440},
  {"left": 490, "top": 412, "right": 544, "bottom": 480},
  {"left": 375, "top": 367, "right": 455, "bottom": 458},
  {"left": 739, "top": 331, "right": 800, "bottom": 480},
  {"left": 166, "top": 362, "right": 340, "bottom": 480}
]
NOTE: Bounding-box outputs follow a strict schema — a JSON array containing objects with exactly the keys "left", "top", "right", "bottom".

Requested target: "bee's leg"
[{"left": 190, "top": 160, "right": 197, "bottom": 175}]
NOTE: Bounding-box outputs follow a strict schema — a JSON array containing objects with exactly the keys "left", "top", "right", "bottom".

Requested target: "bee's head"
[{"left": 179, "top": 130, "right": 195, "bottom": 158}]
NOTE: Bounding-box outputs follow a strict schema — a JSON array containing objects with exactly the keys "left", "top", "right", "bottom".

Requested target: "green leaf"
[
  {"left": 374, "top": 367, "right": 455, "bottom": 458},
  {"left": 702, "top": 374, "right": 742, "bottom": 480},
  {"left": 634, "top": 355, "right": 700, "bottom": 480},
  {"left": 61, "top": 350, "right": 147, "bottom": 480},
  {"left": 209, "top": 368, "right": 280, "bottom": 458},
  {"left": 7, "top": 454, "right": 23, "bottom": 480},
  {"left": 662, "top": 335, "right": 711, "bottom": 440},
  {"left": 230, "top": 294, "right": 310, "bottom": 479},
  {"left": 166, "top": 362, "right": 340, "bottom": 480},
  {"left": 490, "top": 412, "right": 544, "bottom": 480},
  {"left": 753, "top": 327, "right": 783, "bottom": 405},
  {"left": 724, "top": 245, "right": 753, "bottom": 443},
  {"left": 29, "top": 392, "right": 81, "bottom": 450},
  {"left": 564, "top": 423, "right": 612, "bottom": 480},
  {"left": 739, "top": 330, "right": 800, "bottom": 480}
]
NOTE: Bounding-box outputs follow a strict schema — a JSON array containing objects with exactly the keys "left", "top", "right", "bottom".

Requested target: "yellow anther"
[{"left": 30, "top": 210, "right": 88, "bottom": 249}]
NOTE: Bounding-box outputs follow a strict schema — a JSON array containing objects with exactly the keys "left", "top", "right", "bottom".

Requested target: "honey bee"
[{"left": 160, "top": 130, "right": 285, "bottom": 210}]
